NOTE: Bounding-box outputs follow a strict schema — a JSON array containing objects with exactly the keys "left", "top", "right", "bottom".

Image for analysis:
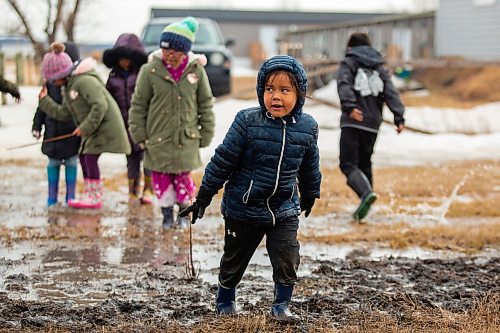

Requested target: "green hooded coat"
[
  {"left": 129, "top": 51, "right": 215, "bottom": 173},
  {"left": 39, "top": 58, "right": 130, "bottom": 155}
]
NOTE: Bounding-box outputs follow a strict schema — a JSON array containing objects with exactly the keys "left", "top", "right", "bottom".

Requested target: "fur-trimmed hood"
[
  {"left": 71, "top": 57, "right": 97, "bottom": 76},
  {"left": 103, "top": 33, "right": 147, "bottom": 69}
]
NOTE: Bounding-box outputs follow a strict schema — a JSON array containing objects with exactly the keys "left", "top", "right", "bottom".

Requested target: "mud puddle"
[{"left": 1, "top": 162, "right": 499, "bottom": 331}]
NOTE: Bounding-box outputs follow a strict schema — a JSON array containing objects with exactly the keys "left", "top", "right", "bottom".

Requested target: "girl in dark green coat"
[
  {"left": 38, "top": 42, "right": 130, "bottom": 209},
  {"left": 129, "top": 17, "right": 215, "bottom": 228}
]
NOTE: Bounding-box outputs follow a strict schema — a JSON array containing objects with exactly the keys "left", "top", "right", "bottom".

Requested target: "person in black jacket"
[
  {"left": 32, "top": 42, "right": 81, "bottom": 207},
  {"left": 337, "top": 32, "right": 405, "bottom": 221},
  {"left": 180, "top": 55, "right": 321, "bottom": 322}
]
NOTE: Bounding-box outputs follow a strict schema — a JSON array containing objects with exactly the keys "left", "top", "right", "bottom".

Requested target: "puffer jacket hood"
[
  {"left": 346, "top": 45, "right": 384, "bottom": 69},
  {"left": 63, "top": 41, "right": 80, "bottom": 63},
  {"left": 256, "top": 55, "right": 308, "bottom": 120},
  {"left": 103, "top": 33, "right": 147, "bottom": 69}
]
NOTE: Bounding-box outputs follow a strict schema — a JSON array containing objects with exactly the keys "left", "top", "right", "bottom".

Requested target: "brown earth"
[
  {"left": 0, "top": 159, "right": 499, "bottom": 332},
  {"left": 402, "top": 65, "right": 500, "bottom": 108}
]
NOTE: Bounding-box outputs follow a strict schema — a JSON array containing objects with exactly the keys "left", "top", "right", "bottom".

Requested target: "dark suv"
[{"left": 142, "top": 17, "right": 232, "bottom": 97}]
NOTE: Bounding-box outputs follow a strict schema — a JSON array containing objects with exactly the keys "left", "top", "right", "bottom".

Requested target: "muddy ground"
[{"left": 0, "top": 160, "right": 499, "bottom": 332}]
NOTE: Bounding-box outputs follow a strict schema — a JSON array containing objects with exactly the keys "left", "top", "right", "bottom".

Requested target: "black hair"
[
  {"left": 265, "top": 70, "right": 308, "bottom": 99},
  {"left": 347, "top": 32, "right": 371, "bottom": 48}
]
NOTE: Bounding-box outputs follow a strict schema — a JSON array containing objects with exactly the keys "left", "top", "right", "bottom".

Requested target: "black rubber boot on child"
[
  {"left": 161, "top": 207, "right": 174, "bottom": 229},
  {"left": 347, "top": 169, "right": 377, "bottom": 221},
  {"left": 215, "top": 284, "right": 237, "bottom": 315},
  {"left": 270, "top": 283, "right": 300, "bottom": 322}
]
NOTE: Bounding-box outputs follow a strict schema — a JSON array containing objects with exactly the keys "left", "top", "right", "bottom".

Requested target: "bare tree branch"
[
  {"left": 7, "top": 0, "right": 37, "bottom": 45},
  {"left": 6, "top": 0, "right": 46, "bottom": 61},
  {"left": 64, "top": 0, "right": 81, "bottom": 42},
  {"left": 50, "top": 0, "right": 65, "bottom": 43},
  {"left": 5, "top": 0, "right": 86, "bottom": 62},
  {"left": 44, "top": 0, "right": 53, "bottom": 39}
]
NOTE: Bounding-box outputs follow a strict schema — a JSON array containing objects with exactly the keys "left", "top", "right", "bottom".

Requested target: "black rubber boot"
[
  {"left": 270, "top": 284, "right": 300, "bottom": 322},
  {"left": 215, "top": 284, "right": 237, "bottom": 315},
  {"left": 161, "top": 206, "right": 174, "bottom": 229},
  {"left": 347, "top": 169, "right": 377, "bottom": 221}
]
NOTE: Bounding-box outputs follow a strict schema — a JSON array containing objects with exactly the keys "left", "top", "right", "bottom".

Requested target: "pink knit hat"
[{"left": 41, "top": 42, "right": 74, "bottom": 81}]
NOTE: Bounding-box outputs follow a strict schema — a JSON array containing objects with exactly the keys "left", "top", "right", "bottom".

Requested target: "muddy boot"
[
  {"left": 216, "top": 284, "right": 237, "bottom": 315},
  {"left": 128, "top": 178, "right": 140, "bottom": 201},
  {"left": 271, "top": 284, "right": 300, "bottom": 322},
  {"left": 140, "top": 175, "right": 153, "bottom": 205},
  {"left": 347, "top": 169, "right": 377, "bottom": 221},
  {"left": 161, "top": 206, "right": 174, "bottom": 229},
  {"left": 68, "top": 179, "right": 103, "bottom": 209},
  {"left": 47, "top": 164, "right": 60, "bottom": 206}
]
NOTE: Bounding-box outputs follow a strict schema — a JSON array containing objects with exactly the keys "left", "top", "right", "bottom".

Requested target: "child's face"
[
  {"left": 162, "top": 48, "right": 186, "bottom": 68},
  {"left": 264, "top": 72, "right": 298, "bottom": 118},
  {"left": 54, "top": 78, "right": 66, "bottom": 87},
  {"left": 118, "top": 58, "right": 131, "bottom": 71}
]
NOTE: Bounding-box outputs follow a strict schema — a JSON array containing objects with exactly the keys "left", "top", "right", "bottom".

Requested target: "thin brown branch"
[
  {"left": 6, "top": 0, "right": 37, "bottom": 45},
  {"left": 64, "top": 0, "right": 82, "bottom": 41}
]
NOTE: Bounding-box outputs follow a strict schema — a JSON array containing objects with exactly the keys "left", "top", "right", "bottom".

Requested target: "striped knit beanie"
[
  {"left": 41, "top": 42, "right": 74, "bottom": 81},
  {"left": 159, "top": 17, "right": 198, "bottom": 53}
]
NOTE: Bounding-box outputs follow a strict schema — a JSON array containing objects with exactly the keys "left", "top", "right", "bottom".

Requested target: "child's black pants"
[{"left": 218, "top": 216, "right": 300, "bottom": 288}]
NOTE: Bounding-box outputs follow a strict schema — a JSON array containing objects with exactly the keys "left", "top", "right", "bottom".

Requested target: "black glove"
[
  {"left": 300, "top": 197, "right": 316, "bottom": 218},
  {"left": 178, "top": 187, "right": 212, "bottom": 224}
]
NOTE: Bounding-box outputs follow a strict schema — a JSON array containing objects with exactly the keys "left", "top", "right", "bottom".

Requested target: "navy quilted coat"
[{"left": 200, "top": 55, "right": 321, "bottom": 225}]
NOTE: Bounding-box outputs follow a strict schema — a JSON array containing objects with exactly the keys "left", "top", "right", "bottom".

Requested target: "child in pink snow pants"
[{"left": 129, "top": 17, "right": 215, "bottom": 228}]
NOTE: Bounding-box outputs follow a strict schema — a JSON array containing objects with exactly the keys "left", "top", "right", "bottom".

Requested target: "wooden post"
[
  {"left": 0, "top": 52, "right": 5, "bottom": 105},
  {"left": 15, "top": 53, "right": 24, "bottom": 85}
]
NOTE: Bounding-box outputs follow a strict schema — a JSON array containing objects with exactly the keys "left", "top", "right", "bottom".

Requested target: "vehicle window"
[{"left": 143, "top": 22, "right": 224, "bottom": 47}]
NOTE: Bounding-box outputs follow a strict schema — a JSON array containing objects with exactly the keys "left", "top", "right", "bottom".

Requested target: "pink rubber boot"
[{"left": 68, "top": 179, "right": 103, "bottom": 209}]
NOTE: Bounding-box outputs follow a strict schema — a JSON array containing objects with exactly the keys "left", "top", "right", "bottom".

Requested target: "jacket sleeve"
[
  {"left": 200, "top": 112, "right": 247, "bottom": 197},
  {"left": 298, "top": 119, "right": 321, "bottom": 199},
  {"left": 32, "top": 107, "right": 46, "bottom": 132},
  {"left": 336, "top": 58, "right": 358, "bottom": 115},
  {"left": 38, "top": 95, "right": 73, "bottom": 122},
  {"left": 75, "top": 76, "right": 108, "bottom": 136},
  {"left": 129, "top": 67, "right": 152, "bottom": 144},
  {"left": 196, "top": 67, "right": 215, "bottom": 148},
  {"left": 379, "top": 66, "right": 405, "bottom": 126},
  {"left": 0, "top": 75, "right": 20, "bottom": 98}
]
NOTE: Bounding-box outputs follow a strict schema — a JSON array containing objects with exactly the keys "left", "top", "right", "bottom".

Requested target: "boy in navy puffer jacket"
[{"left": 180, "top": 55, "right": 321, "bottom": 322}]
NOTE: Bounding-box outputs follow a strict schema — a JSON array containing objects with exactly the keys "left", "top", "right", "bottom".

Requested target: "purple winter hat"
[{"left": 41, "top": 42, "right": 74, "bottom": 81}]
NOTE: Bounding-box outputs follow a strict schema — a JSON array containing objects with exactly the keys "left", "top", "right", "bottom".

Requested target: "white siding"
[{"left": 436, "top": 0, "right": 500, "bottom": 60}]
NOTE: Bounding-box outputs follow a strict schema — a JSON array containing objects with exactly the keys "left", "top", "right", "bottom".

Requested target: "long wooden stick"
[{"left": 7, "top": 133, "right": 75, "bottom": 151}]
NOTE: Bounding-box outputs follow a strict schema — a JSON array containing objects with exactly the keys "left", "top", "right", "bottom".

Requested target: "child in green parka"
[
  {"left": 38, "top": 42, "right": 130, "bottom": 209},
  {"left": 129, "top": 17, "right": 215, "bottom": 228}
]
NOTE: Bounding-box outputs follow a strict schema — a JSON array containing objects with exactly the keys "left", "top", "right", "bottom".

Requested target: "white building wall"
[{"left": 436, "top": 0, "right": 500, "bottom": 60}]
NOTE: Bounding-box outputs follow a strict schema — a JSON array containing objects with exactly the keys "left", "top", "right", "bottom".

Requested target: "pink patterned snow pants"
[{"left": 151, "top": 171, "right": 196, "bottom": 207}]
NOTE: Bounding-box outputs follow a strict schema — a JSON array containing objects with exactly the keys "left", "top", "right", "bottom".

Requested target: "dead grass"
[
  {"left": 406, "top": 65, "right": 500, "bottom": 108},
  {"left": 6, "top": 294, "right": 497, "bottom": 333},
  {"left": 299, "top": 221, "right": 500, "bottom": 253},
  {"left": 312, "top": 160, "right": 500, "bottom": 218}
]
